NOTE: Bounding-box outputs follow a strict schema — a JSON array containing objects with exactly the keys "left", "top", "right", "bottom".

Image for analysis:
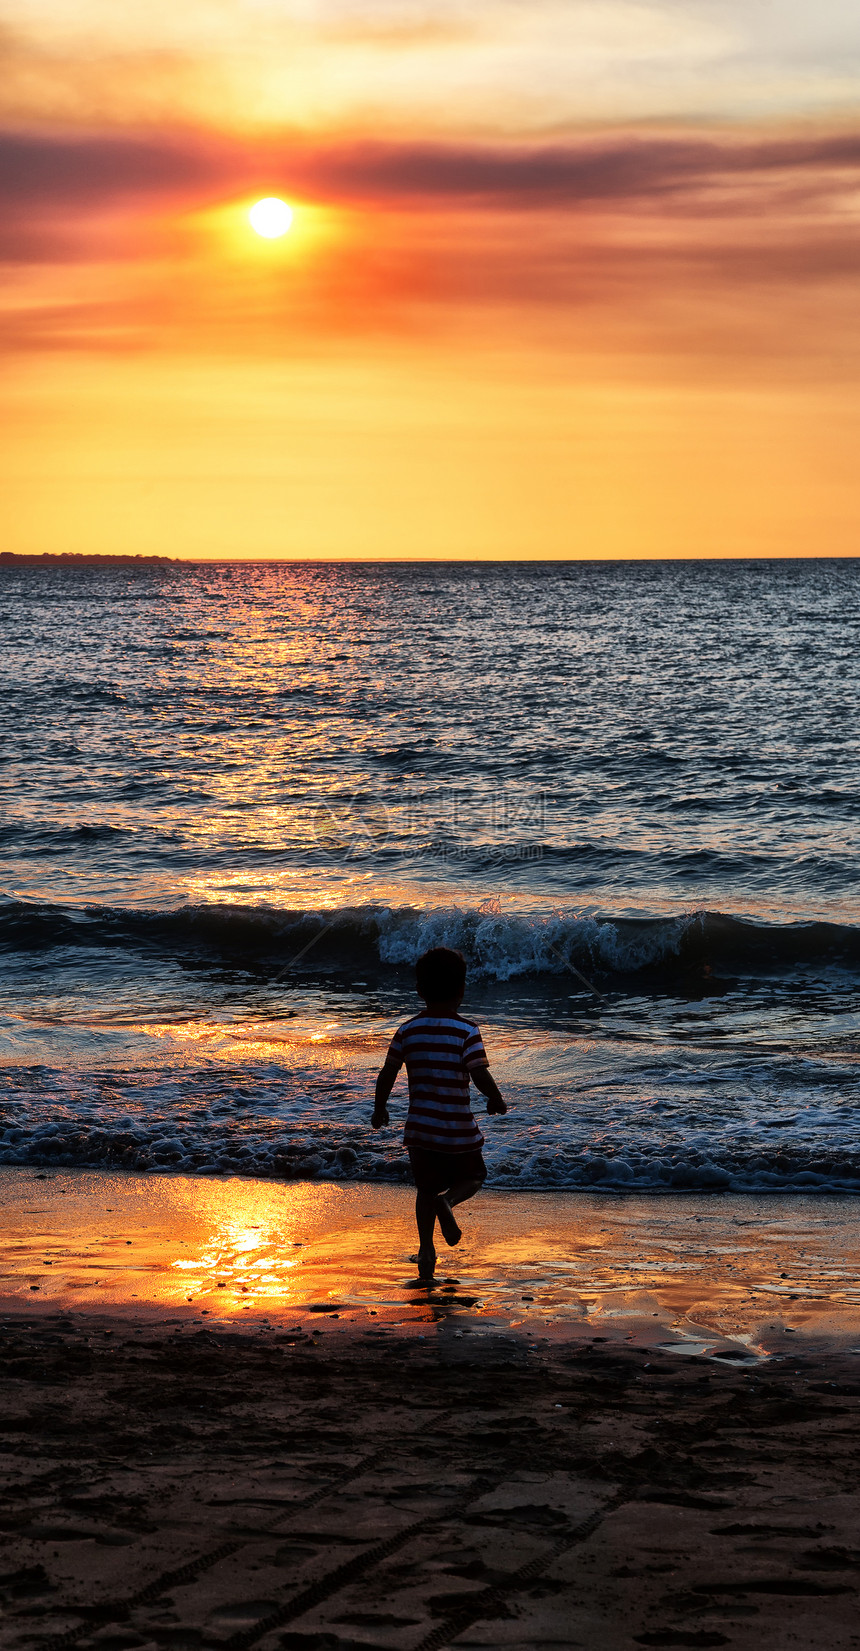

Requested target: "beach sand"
[{"left": 2, "top": 1168, "right": 860, "bottom": 1649}]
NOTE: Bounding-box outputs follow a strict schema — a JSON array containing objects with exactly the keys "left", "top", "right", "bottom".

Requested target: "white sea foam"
[
  {"left": 375, "top": 904, "right": 685, "bottom": 980},
  {"left": 2, "top": 1055, "right": 859, "bottom": 1195}
]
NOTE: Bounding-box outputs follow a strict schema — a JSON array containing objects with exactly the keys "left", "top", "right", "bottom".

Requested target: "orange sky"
[{"left": 3, "top": 1, "right": 860, "bottom": 559}]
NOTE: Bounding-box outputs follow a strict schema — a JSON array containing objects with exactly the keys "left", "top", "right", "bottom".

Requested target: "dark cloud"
[
  {"left": 292, "top": 137, "right": 704, "bottom": 201},
  {"left": 0, "top": 129, "right": 247, "bottom": 203},
  {"left": 277, "top": 129, "right": 860, "bottom": 209},
  {"left": 273, "top": 129, "right": 860, "bottom": 207},
  {"left": 2, "top": 125, "right": 860, "bottom": 216},
  {"left": 722, "top": 132, "right": 860, "bottom": 174}
]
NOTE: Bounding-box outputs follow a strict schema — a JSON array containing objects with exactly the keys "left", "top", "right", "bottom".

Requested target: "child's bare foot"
[
  {"left": 417, "top": 1244, "right": 436, "bottom": 1279},
  {"left": 435, "top": 1194, "right": 462, "bottom": 1247}
]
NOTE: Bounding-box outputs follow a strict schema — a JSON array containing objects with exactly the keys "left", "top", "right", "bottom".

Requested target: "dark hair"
[{"left": 415, "top": 946, "right": 467, "bottom": 1002}]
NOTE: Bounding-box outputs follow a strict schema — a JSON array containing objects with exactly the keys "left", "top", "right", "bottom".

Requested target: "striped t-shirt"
[{"left": 385, "top": 1013, "right": 489, "bottom": 1152}]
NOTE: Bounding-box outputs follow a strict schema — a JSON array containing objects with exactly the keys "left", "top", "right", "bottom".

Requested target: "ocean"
[{"left": 1, "top": 558, "right": 858, "bottom": 1194}]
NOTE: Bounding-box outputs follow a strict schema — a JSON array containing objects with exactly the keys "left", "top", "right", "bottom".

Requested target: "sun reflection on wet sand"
[
  {"left": 170, "top": 1206, "right": 306, "bottom": 1312},
  {"left": 3, "top": 1171, "right": 860, "bottom": 1368}
]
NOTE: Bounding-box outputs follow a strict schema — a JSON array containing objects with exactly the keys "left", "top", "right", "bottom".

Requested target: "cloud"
[
  {"left": 0, "top": 129, "right": 244, "bottom": 203},
  {"left": 4, "top": 0, "right": 860, "bottom": 137},
  {"left": 289, "top": 128, "right": 860, "bottom": 214},
  {"left": 2, "top": 119, "right": 860, "bottom": 371},
  {"left": 3, "top": 124, "right": 860, "bottom": 217}
]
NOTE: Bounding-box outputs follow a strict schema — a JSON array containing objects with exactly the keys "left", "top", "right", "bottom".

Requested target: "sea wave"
[
  {"left": 1, "top": 896, "right": 859, "bottom": 980},
  {"left": 3, "top": 1107, "right": 860, "bottom": 1195}
]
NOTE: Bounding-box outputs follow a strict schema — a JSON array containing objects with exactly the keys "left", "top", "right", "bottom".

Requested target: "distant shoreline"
[{"left": 0, "top": 552, "right": 176, "bottom": 566}]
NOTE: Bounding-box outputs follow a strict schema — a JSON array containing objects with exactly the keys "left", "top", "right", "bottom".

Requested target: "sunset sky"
[{"left": 3, "top": 0, "right": 860, "bottom": 559}]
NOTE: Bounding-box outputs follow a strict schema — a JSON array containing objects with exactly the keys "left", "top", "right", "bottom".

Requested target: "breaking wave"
[{"left": 1, "top": 896, "right": 859, "bottom": 981}]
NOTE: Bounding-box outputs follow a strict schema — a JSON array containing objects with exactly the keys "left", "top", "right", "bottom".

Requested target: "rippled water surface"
[{"left": 1, "top": 560, "right": 858, "bottom": 1191}]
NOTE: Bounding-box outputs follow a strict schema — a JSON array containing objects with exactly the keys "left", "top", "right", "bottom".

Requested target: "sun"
[{"left": 249, "top": 197, "right": 294, "bottom": 239}]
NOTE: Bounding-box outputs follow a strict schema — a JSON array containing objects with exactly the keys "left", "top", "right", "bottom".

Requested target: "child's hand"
[
  {"left": 486, "top": 1096, "right": 507, "bottom": 1115},
  {"left": 371, "top": 1107, "right": 390, "bottom": 1128}
]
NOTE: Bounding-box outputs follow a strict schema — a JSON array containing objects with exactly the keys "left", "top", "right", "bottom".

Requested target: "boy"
[{"left": 371, "top": 946, "right": 507, "bottom": 1280}]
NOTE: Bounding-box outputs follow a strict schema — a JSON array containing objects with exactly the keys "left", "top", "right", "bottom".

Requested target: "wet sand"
[
  {"left": 4, "top": 1168, "right": 860, "bottom": 1357},
  {"left": 2, "top": 1168, "right": 860, "bottom": 1649}
]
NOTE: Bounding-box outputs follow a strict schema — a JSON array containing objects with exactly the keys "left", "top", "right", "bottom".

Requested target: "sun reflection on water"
[
  {"left": 136, "top": 1017, "right": 380, "bottom": 1063},
  {"left": 168, "top": 1181, "right": 329, "bottom": 1313}
]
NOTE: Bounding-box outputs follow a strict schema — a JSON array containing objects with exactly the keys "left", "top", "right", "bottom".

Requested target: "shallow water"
[{"left": 1, "top": 560, "right": 858, "bottom": 1190}]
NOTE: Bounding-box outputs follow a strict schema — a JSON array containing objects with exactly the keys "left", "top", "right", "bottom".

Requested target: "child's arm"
[
  {"left": 371, "top": 1061, "right": 398, "bottom": 1128},
  {"left": 470, "top": 1065, "right": 507, "bottom": 1115}
]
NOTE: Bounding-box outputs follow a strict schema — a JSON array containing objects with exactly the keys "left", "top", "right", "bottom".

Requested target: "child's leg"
[
  {"left": 415, "top": 1191, "right": 437, "bottom": 1276},
  {"left": 445, "top": 1177, "right": 482, "bottom": 1209},
  {"left": 416, "top": 1190, "right": 437, "bottom": 1246},
  {"left": 435, "top": 1177, "right": 482, "bottom": 1247}
]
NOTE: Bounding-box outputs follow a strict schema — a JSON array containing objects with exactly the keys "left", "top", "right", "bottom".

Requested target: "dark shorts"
[{"left": 408, "top": 1146, "right": 488, "bottom": 1196}]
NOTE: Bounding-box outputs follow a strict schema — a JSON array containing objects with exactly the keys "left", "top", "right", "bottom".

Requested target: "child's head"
[{"left": 415, "top": 946, "right": 467, "bottom": 1005}]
